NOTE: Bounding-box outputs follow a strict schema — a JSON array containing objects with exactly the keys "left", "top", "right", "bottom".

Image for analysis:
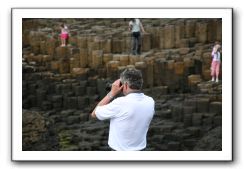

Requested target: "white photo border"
[{"left": 12, "top": 8, "right": 232, "bottom": 161}]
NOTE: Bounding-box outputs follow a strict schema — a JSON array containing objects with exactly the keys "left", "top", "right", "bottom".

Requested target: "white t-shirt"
[
  {"left": 129, "top": 19, "right": 141, "bottom": 32},
  {"left": 212, "top": 50, "right": 221, "bottom": 62},
  {"left": 95, "top": 93, "right": 155, "bottom": 151},
  {"left": 61, "top": 26, "right": 69, "bottom": 34}
]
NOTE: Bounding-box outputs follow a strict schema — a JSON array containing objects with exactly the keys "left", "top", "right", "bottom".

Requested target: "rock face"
[
  {"left": 22, "top": 18, "right": 222, "bottom": 151},
  {"left": 193, "top": 127, "right": 222, "bottom": 151},
  {"left": 22, "top": 110, "right": 59, "bottom": 150}
]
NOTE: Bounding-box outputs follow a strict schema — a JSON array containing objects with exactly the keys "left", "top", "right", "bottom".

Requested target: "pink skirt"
[{"left": 60, "top": 33, "right": 68, "bottom": 39}]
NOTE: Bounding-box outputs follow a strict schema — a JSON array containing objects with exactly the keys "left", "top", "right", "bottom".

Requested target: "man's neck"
[{"left": 125, "top": 89, "right": 141, "bottom": 95}]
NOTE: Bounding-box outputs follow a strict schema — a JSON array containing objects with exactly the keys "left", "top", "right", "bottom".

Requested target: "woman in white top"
[{"left": 211, "top": 44, "right": 221, "bottom": 82}]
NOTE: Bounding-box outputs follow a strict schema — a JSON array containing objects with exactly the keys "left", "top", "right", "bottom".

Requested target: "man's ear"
[{"left": 124, "top": 82, "right": 128, "bottom": 90}]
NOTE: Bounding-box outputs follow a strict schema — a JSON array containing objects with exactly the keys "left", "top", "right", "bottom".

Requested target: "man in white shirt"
[
  {"left": 91, "top": 68, "right": 155, "bottom": 151},
  {"left": 128, "top": 19, "right": 146, "bottom": 55}
]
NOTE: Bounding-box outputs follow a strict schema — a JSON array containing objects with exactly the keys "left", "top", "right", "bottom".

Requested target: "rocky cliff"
[{"left": 22, "top": 18, "right": 222, "bottom": 151}]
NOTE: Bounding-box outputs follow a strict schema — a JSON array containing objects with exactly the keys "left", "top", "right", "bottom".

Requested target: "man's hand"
[{"left": 110, "top": 79, "right": 123, "bottom": 97}]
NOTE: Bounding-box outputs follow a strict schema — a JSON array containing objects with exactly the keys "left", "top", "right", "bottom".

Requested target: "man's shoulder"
[
  {"left": 143, "top": 94, "right": 155, "bottom": 102},
  {"left": 112, "top": 96, "right": 127, "bottom": 103}
]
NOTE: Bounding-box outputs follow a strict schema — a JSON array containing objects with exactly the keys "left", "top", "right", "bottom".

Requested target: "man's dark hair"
[{"left": 120, "top": 68, "right": 143, "bottom": 90}]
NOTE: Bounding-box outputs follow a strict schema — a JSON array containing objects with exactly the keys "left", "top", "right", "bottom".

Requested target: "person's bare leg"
[
  {"left": 216, "top": 75, "right": 219, "bottom": 83},
  {"left": 215, "top": 62, "right": 220, "bottom": 83},
  {"left": 61, "top": 39, "right": 65, "bottom": 46}
]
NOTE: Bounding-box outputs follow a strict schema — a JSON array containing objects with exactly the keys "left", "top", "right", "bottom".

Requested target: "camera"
[{"left": 105, "top": 81, "right": 122, "bottom": 91}]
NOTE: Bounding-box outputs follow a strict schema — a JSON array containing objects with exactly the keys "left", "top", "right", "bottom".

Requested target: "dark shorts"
[{"left": 132, "top": 31, "right": 141, "bottom": 38}]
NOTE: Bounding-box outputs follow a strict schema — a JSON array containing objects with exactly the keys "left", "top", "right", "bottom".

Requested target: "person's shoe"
[
  {"left": 211, "top": 77, "right": 215, "bottom": 82},
  {"left": 216, "top": 78, "right": 219, "bottom": 83}
]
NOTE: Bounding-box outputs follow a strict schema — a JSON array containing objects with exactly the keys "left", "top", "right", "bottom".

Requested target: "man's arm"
[
  {"left": 91, "top": 92, "right": 114, "bottom": 118},
  {"left": 91, "top": 79, "right": 123, "bottom": 118}
]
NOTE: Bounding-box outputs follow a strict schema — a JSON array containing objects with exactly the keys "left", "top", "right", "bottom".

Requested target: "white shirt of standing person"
[
  {"left": 212, "top": 51, "right": 221, "bottom": 62},
  {"left": 95, "top": 93, "right": 155, "bottom": 151},
  {"left": 129, "top": 19, "right": 141, "bottom": 32},
  {"left": 61, "top": 25, "right": 69, "bottom": 34},
  {"left": 211, "top": 44, "right": 221, "bottom": 62}
]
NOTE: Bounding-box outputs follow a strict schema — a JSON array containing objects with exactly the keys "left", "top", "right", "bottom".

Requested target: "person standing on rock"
[
  {"left": 60, "top": 23, "right": 69, "bottom": 47},
  {"left": 211, "top": 43, "right": 221, "bottom": 82},
  {"left": 91, "top": 68, "right": 155, "bottom": 151},
  {"left": 128, "top": 19, "right": 146, "bottom": 55}
]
